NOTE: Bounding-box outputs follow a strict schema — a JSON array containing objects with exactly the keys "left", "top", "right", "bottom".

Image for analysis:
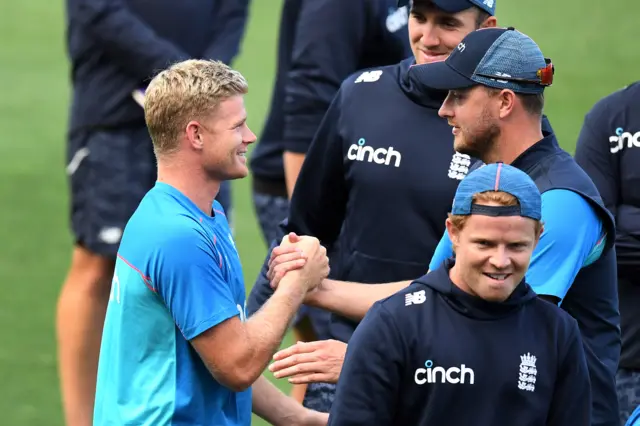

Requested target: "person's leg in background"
[
  {"left": 617, "top": 275, "right": 640, "bottom": 425},
  {"left": 57, "top": 127, "right": 156, "bottom": 426}
]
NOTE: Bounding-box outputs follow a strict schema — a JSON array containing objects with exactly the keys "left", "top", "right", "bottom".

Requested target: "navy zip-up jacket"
[
  {"left": 65, "top": 0, "right": 249, "bottom": 133},
  {"left": 328, "top": 259, "right": 591, "bottom": 426},
  {"left": 249, "top": 0, "right": 411, "bottom": 183},
  {"left": 575, "top": 81, "right": 640, "bottom": 371}
]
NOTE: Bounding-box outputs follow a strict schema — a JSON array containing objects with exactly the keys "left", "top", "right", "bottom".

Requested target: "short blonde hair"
[
  {"left": 448, "top": 190, "right": 543, "bottom": 235},
  {"left": 144, "top": 59, "right": 248, "bottom": 157}
]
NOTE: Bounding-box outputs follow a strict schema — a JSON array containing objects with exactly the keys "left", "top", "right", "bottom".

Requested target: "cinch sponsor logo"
[
  {"left": 414, "top": 359, "right": 475, "bottom": 385},
  {"left": 610, "top": 127, "right": 640, "bottom": 153},
  {"left": 347, "top": 138, "right": 402, "bottom": 167}
]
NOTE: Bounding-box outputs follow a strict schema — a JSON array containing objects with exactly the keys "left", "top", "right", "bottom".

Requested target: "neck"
[
  {"left": 157, "top": 156, "right": 220, "bottom": 215},
  {"left": 485, "top": 116, "right": 544, "bottom": 165},
  {"left": 448, "top": 263, "right": 474, "bottom": 296}
]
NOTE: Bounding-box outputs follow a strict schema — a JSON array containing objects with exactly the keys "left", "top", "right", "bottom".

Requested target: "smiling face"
[
  {"left": 446, "top": 195, "right": 543, "bottom": 302},
  {"left": 408, "top": 1, "right": 496, "bottom": 65},
  {"left": 193, "top": 95, "right": 256, "bottom": 181}
]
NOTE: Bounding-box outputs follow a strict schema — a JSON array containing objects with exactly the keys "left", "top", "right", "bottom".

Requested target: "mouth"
[
  {"left": 418, "top": 50, "right": 448, "bottom": 64},
  {"left": 483, "top": 273, "right": 511, "bottom": 282},
  {"left": 452, "top": 126, "right": 460, "bottom": 135}
]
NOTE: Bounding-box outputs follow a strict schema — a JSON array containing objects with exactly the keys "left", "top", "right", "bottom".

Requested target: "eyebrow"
[{"left": 231, "top": 116, "right": 247, "bottom": 129}]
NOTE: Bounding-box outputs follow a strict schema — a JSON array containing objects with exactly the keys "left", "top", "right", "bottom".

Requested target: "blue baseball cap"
[
  {"left": 397, "top": 0, "right": 496, "bottom": 16},
  {"left": 452, "top": 163, "right": 541, "bottom": 220},
  {"left": 409, "top": 27, "right": 554, "bottom": 95}
]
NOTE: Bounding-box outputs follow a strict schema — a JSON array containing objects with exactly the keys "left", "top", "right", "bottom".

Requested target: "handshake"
[{"left": 267, "top": 232, "right": 330, "bottom": 295}]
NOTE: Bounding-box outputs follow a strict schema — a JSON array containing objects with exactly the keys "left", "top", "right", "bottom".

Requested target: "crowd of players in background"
[{"left": 58, "top": 0, "right": 640, "bottom": 425}]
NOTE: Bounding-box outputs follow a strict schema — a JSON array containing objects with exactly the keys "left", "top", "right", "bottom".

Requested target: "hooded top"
[{"left": 328, "top": 259, "right": 591, "bottom": 426}]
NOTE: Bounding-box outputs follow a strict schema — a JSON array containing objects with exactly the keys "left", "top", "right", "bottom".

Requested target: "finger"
[
  {"left": 270, "top": 351, "right": 319, "bottom": 372},
  {"left": 288, "top": 372, "right": 335, "bottom": 385},
  {"left": 271, "top": 251, "right": 307, "bottom": 266},
  {"left": 272, "top": 341, "right": 315, "bottom": 361},
  {"left": 270, "top": 245, "right": 302, "bottom": 266},
  {"left": 272, "top": 260, "right": 306, "bottom": 277},
  {"left": 271, "top": 360, "right": 324, "bottom": 379}
]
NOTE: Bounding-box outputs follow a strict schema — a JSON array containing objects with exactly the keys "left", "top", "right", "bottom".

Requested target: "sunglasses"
[{"left": 475, "top": 58, "right": 555, "bottom": 87}]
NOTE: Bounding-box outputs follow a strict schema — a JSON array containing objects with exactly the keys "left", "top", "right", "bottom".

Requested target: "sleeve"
[
  {"left": 573, "top": 104, "right": 620, "bottom": 215},
  {"left": 525, "top": 189, "right": 603, "bottom": 302},
  {"left": 282, "top": 0, "right": 369, "bottom": 154},
  {"left": 428, "top": 231, "right": 454, "bottom": 271},
  {"left": 201, "top": 0, "right": 251, "bottom": 65},
  {"left": 328, "top": 302, "right": 404, "bottom": 425},
  {"left": 286, "top": 90, "right": 349, "bottom": 245},
  {"left": 69, "top": 0, "right": 190, "bottom": 81},
  {"left": 546, "top": 318, "right": 591, "bottom": 426},
  {"left": 153, "top": 226, "right": 239, "bottom": 340}
]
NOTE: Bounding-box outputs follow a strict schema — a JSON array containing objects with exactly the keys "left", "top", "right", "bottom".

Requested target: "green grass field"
[{"left": 0, "top": 1, "right": 637, "bottom": 425}]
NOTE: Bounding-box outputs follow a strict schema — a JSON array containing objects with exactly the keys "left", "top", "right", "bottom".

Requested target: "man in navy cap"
[
  {"left": 246, "top": 0, "right": 500, "bottom": 413},
  {"left": 269, "top": 27, "right": 620, "bottom": 426},
  {"left": 327, "top": 163, "right": 591, "bottom": 426}
]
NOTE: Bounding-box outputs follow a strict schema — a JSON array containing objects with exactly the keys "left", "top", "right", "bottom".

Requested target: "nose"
[
  {"left": 420, "top": 22, "right": 441, "bottom": 49},
  {"left": 438, "top": 94, "right": 453, "bottom": 118},
  {"left": 489, "top": 247, "right": 511, "bottom": 270},
  {"left": 244, "top": 126, "right": 257, "bottom": 145}
]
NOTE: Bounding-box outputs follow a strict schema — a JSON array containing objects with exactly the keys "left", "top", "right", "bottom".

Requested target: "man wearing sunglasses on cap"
[
  {"left": 327, "top": 163, "right": 591, "bottom": 426},
  {"left": 271, "top": 27, "right": 620, "bottom": 426}
]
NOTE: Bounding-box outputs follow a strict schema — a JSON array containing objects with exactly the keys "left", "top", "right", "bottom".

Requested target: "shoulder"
[
  {"left": 374, "top": 281, "right": 432, "bottom": 319},
  {"left": 341, "top": 62, "right": 401, "bottom": 96},
  {"left": 541, "top": 189, "right": 597, "bottom": 218},
  {"left": 527, "top": 296, "right": 580, "bottom": 336},
  {"left": 585, "top": 81, "right": 640, "bottom": 124}
]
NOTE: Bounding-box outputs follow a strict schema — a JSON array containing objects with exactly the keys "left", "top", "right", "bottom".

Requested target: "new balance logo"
[
  {"left": 609, "top": 127, "right": 640, "bottom": 153},
  {"left": 354, "top": 70, "right": 383, "bottom": 83},
  {"left": 347, "top": 138, "right": 401, "bottom": 167},
  {"left": 415, "top": 360, "right": 475, "bottom": 385},
  {"left": 386, "top": 6, "right": 408, "bottom": 33},
  {"left": 405, "top": 290, "right": 426, "bottom": 306}
]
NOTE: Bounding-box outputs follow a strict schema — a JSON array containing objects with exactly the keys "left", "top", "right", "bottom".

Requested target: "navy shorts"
[
  {"left": 617, "top": 368, "right": 640, "bottom": 425},
  {"left": 67, "top": 126, "right": 157, "bottom": 258}
]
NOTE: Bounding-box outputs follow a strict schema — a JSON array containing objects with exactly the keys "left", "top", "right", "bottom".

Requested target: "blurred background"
[{"left": 0, "top": 0, "right": 637, "bottom": 425}]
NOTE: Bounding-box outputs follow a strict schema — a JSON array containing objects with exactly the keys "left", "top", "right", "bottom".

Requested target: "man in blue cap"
[
  {"left": 327, "top": 163, "right": 591, "bottom": 426},
  {"left": 268, "top": 27, "right": 620, "bottom": 426}
]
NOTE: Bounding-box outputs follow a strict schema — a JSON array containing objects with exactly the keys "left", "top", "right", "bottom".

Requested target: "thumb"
[{"left": 288, "top": 232, "right": 301, "bottom": 243}]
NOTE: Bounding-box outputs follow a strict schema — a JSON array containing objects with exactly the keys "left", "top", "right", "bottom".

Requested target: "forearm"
[
  {"left": 238, "top": 278, "right": 306, "bottom": 383},
  {"left": 284, "top": 152, "right": 306, "bottom": 198},
  {"left": 252, "top": 375, "right": 305, "bottom": 426},
  {"left": 306, "top": 279, "right": 411, "bottom": 321}
]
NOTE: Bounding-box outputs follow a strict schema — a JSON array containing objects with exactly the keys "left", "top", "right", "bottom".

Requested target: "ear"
[
  {"left": 497, "top": 89, "right": 517, "bottom": 119},
  {"left": 445, "top": 218, "right": 460, "bottom": 250},
  {"left": 480, "top": 16, "right": 498, "bottom": 29},
  {"left": 185, "top": 120, "right": 205, "bottom": 151}
]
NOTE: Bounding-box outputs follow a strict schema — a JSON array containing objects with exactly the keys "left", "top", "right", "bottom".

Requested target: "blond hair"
[
  {"left": 144, "top": 59, "right": 248, "bottom": 157},
  {"left": 449, "top": 191, "right": 543, "bottom": 234}
]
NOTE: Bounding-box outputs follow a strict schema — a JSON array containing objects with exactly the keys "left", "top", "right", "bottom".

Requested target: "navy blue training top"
[
  {"left": 328, "top": 259, "right": 591, "bottom": 426},
  {"left": 249, "top": 0, "right": 411, "bottom": 182},
  {"left": 574, "top": 81, "right": 640, "bottom": 371},
  {"left": 66, "top": 0, "right": 249, "bottom": 133}
]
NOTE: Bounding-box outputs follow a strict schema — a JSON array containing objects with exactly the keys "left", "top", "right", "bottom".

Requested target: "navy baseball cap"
[
  {"left": 397, "top": 0, "right": 496, "bottom": 16},
  {"left": 410, "top": 27, "right": 554, "bottom": 95},
  {"left": 452, "top": 163, "right": 541, "bottom": 220}
]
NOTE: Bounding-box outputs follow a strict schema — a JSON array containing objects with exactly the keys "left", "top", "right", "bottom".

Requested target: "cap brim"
[
  {"left": 397, "top": 0, "right": 477, "bottom": 13},
  {"left": 411, "top": 60, "right": 477, "bottom": 91}
]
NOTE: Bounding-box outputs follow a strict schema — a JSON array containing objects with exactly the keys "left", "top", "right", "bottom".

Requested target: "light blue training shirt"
[
  {"left": 94, "top": 182, "right": 251, "bottom": 426},
  {"left": 429, "top": 189, "right": 606, "bottom": 302}
]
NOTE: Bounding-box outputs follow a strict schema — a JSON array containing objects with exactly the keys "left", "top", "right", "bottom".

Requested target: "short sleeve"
[
  {"left": 152, "top": 224, "right": 240, "bottom": 340},
  {"left": 526, "top": 189, "right": 603, "bottom": 301}
]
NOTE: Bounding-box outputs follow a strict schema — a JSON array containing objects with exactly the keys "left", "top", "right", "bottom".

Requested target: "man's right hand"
[{"left": 273, "top": 233, "right": 329, "bottom": 294}]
